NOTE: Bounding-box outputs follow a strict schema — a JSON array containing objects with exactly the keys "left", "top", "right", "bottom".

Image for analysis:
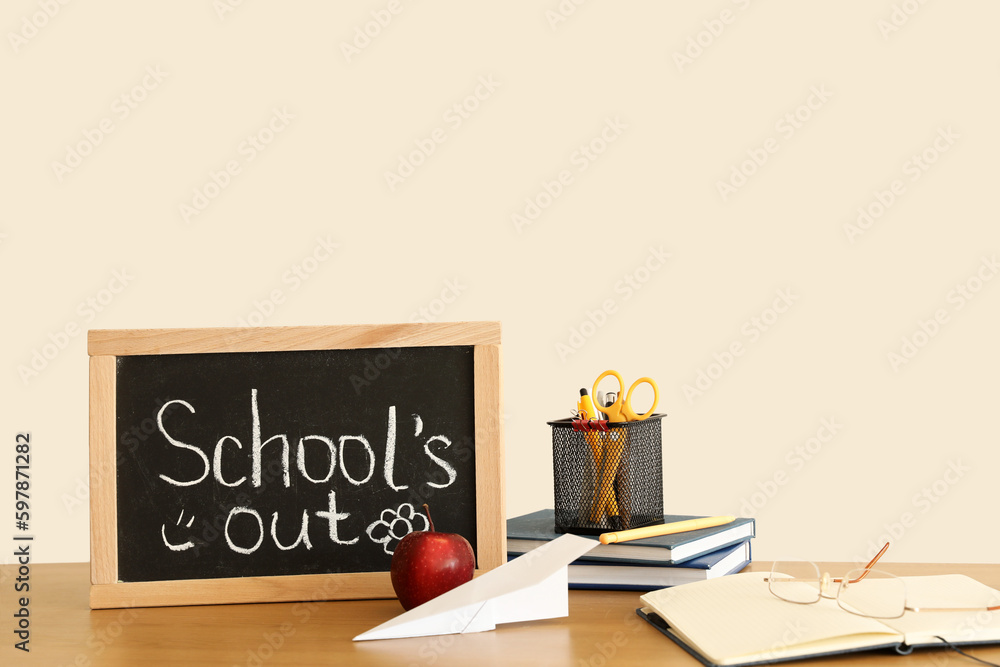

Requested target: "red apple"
[{"left": 390, "top": 504, "right": 475, "bottom": 610}]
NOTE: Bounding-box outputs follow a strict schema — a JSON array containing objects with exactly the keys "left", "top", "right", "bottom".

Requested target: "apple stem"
[{"left": 423, "top": 503, "right": 435, "bottom": 532}]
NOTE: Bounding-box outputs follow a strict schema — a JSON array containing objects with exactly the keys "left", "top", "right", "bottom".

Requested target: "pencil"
[{"left": 598, "top": 515, "right": 736, "bottom": 545}]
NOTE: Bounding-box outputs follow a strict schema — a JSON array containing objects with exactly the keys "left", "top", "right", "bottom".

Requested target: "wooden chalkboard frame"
[{"left": 88, "top": 322, "right": 505, "bottom": 609}]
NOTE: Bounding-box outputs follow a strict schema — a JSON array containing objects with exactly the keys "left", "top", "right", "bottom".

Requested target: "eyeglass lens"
[
  {"left": 838, "top": 569, "right": 907, "bottom": 619},
  {"left": 769, "top": 561, "right": 823, "bottom": 604}
]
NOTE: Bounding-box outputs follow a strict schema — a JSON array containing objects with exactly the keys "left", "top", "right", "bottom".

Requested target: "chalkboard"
[{"left": 88, "top": 323, "right": 504, "bottom": 609}]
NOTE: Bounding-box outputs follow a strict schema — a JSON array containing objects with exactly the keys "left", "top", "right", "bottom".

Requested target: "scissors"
[{"left": 592, "top": 370, "right": 659, "bottom": 422}]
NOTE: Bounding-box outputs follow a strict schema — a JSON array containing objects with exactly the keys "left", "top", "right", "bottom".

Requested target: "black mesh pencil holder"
[{"left": 548, "top": 415, "right": 665, "bottom": 535}]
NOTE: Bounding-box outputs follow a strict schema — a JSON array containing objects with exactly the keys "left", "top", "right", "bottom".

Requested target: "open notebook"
[{"left": 639, "top": 572, "right": 1000, "bottom": 666}]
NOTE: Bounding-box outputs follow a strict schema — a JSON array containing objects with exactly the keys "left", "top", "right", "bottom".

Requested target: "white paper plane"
[{"left": 353, "top": 532, "right": 597, "bottom": 641}]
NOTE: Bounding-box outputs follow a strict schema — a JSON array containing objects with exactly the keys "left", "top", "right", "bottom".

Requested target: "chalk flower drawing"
[{"left": 366, "top": 503, "right": 429, "bottom": 555}]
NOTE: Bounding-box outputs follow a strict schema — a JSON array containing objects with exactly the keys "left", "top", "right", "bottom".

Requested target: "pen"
[{"left": 598, "top": 515, "right": 736, "bottom": 545}]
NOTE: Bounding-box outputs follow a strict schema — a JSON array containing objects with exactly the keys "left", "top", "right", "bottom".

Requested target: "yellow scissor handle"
[
  {"left": 622, "top": 376, "right": 659, "bottom": 421},
  {"left": 592, "top": 370, "right": 626, "bottom": 422}
]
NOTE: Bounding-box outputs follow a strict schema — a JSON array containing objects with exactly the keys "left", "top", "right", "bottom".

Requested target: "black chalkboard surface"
[
  {"left": 88, "top": 323, "right": 504, "bottom": 609},
  {"left": 116, "top": 346, "right": 477, "bottom": 582}
]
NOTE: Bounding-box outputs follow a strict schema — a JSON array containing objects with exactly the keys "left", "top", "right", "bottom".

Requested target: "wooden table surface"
[{"left": 6, "top": 561, "right": 1000, "bottom": 666}]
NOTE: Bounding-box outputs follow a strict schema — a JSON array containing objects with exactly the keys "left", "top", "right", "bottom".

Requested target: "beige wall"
[{"left": 3, "top": 1, "right": 998, "bottom": 565}]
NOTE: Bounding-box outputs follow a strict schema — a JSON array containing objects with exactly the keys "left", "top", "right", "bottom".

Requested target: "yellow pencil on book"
[{"left": 599, "top": 515, "right": 736, "bottom": 545}]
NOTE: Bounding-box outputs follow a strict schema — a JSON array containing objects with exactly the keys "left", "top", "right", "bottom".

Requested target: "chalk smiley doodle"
[{"left": 161, "top": 509, "right": 196, "bottom": 552}]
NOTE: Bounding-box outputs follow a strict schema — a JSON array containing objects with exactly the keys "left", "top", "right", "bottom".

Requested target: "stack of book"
[{"left": 506, "top": 509, "right": 755, "bottom": 591}]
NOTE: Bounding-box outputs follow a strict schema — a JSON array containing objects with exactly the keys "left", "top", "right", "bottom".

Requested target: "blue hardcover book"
[
  {"left": 567, "top": 540, "right": 751, "bottom": 591},
  {"left": 506, "top": 509, "right": 755, "bottom": 565}
]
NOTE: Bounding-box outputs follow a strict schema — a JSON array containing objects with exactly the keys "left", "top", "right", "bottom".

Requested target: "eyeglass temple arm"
[
  {"left": 907, "top": 604, "right": 1000, "bottom": 613},
  {"left": 834, "top": 542, "right": 890, "bottom": 584}
]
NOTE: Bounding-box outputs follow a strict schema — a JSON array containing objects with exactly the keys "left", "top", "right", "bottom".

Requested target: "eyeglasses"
[{"left": 766, "top": 543, "right": 1000, "bottom": 619}]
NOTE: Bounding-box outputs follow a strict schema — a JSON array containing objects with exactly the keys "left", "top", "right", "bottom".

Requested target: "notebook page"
[
  {"left": 879, "top": 575, "right": 1000, "bottom": 645},
  {"left": 641, "top": 572, "right": 900, "bottom": 665}
]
